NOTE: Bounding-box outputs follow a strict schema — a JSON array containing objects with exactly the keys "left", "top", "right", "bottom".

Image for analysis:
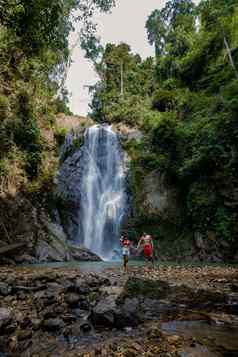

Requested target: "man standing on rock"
[
  {"left": 120, "top": 235, "right": 130, "bottom": 273},
  {"left": 137, "top": 233, "right": 154, "bottom": 265}
]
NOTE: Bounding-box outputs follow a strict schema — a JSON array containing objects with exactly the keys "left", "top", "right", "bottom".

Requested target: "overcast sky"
[{"left": 66, "top": 0, "right": 199, "bottom": 116}]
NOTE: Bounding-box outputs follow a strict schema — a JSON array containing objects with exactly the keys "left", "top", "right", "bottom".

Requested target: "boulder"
[
  {"left": 35, "top": 240, "right": 67, "bottom": 262},
  {"left": 0, "top": 308, "right": 12, "bottom": 329},
  {"left": 118, "top": 297, "right": 140, "bottom": 327},
  {"left": 0, "top": 282, "right": 11, "bottom": 296},
  {"left": 92, "top": 295, "right": 118, "bottom": 327},
  {"left": 70, "top": 245, "right": 101, "bottom": 262},
  {"left": 65, "top": 293, "right": 80, "bottom": 307},
  {"left": 42, "top": 318, "right": 65, "bottom": 332},
  {"left": 15, "top": 254, "right": 38, "bottom": 264}
]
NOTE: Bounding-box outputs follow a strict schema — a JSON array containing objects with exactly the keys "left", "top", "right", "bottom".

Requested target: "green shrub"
[
  {"left": 54, "top": 127, "right": 67, "bottom": 147},
  {"left": 186, "top": 181, "right": 217, "bottom": 232},
  {"left": 152, "top": 89, "right": 176, "bottom": 111},
  {"left": 214, "top": 207, "right": 233, "bottom": 241},
  {"left": 0, "top": 95, "right": 9, "bottom": 120}
]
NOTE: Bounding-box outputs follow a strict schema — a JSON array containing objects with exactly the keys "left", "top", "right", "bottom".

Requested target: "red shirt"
[{"left": 121, "top": 239, "right": 130, "bottom": 247}]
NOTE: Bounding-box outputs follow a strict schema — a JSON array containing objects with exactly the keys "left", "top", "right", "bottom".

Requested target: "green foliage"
[
  {"left": 215, "top": 207, "right": 233, "bottom": 241},
  {"left": 54, "top": 128, "right": 67, "bottom": 148},
  {"left": 152, "top": 89, "right": 176, "bottom": 111},
  {"left": 186, "top": 182, "right": 217, "bottom": 231},
  {"left": 0, "top": 95, "right": 9, "bottom": 120},
  {"left": 90, "top": 0, "right": 238, "bottom": 249},
  {"left": 0, "top": 0, "right": 115, "bottom": 187},
  {"left": 90, "top": 43, "right": 155, "bottom": 122}
]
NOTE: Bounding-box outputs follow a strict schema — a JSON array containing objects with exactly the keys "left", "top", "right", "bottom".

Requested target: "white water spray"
[{"left": 78, "top": 125, "right": 127, "bottom": 260}]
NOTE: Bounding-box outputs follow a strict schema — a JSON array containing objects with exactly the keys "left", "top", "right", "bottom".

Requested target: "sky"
[{"left": 66, "top": 0, "right": 199, "bottom": 116}]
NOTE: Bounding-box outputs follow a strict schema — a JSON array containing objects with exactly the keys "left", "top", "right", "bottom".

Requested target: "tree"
[
  {"left": 146, "top": 0, "right": 196, "bottom": 80},
  {"left": 0, "top": 0, "right": 115, "bottom": 179},
  {"left": 89, "top": 43, "right": 155, "bottom": 122},
  {"left": 146, "top": 9, "right": 166, "bottom": 60},
  {"left": 198, "top": 0, "right": 238, "bottom": 79}
]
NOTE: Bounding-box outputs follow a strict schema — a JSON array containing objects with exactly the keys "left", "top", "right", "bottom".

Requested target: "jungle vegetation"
[
  {"left": 0, "top": 0, "right": 114, "bottom": 188},
  {"left": 90, "top": 0, "right": 238, "bottom": 247}
]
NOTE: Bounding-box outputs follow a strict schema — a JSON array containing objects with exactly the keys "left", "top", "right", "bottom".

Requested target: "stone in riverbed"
[
  {"left": 0, "top": 282, "right": 11, "bottom": 296},
  {"left": 32, "top": 318, "right": 41, "bottom": 330},
  {"left": 17, "top": 329, "right": 32, "bottom": 341},
  {"left": 0, "top": 308, "right": 12, "bottom": 329},
  {"left": 119, "top": 298, "right": 140, "bottom": 327},
  {"left": 74, "top": 279, "right": 90, "bottom": 294},
  {"left": 34, "top": 290, "right": 59, "bottom": 307},
  {"left": 167, "top": 335, "right": 181, "bottom": 345},
  {"left": 92, "top": 295, "right": 118, "bottom": 327},
  {"left": 64, "top": 292, "right": 80, "bottom": 307},
  {"left": 42, "top": 318, "right": 65, "bottom": 332},
  {"left": 42, "top": 304, "right": 66, "bottom": 319}
]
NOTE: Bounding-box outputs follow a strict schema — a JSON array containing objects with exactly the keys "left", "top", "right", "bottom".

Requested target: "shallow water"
[
  {"left": 162, "top": 320, "right": 238, "bottom": 356},
  {"left": 22, "top": 259, "right": 237, "bottom": 273},
  {"left": 22, "top": 260, "right": 154, "bottom": 274}
]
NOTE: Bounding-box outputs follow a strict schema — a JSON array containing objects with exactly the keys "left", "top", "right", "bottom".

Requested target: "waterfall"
[{"left": 78, "top": 124, "right": 127, "bottom": 260}]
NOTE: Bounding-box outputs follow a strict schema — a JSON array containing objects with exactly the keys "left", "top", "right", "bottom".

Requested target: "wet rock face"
[
  {"left": 55, "top": 148, "right": 83, "bottom": 241},
  {"left": 139, "top": 171, "right": 180, "bottom": 222},
  {"left": 0, "top": 192, "right": 101, "bottom": 264},
  {"left": 55, "top": 129, "right": 89, "bottom": 242},
  {"left": 35, "top": 219, "right": 101, "bottom": 263}
]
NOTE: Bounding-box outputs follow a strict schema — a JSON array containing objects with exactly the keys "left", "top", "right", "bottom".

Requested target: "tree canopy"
[
  {"left": 0, "top": 0, "right": 114, "bottom": 181},
  {"left": 90, "top": 0, "right": 238, "bottom": 245}
]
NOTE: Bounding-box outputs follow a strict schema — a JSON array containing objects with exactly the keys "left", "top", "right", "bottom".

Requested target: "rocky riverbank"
[{"left": 0, "top": 264, "right": 237, "bottom": 356}]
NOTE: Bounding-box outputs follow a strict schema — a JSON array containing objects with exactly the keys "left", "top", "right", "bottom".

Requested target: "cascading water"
[{"left": 78, "top": 124, "right": 127, "bottom": 260}]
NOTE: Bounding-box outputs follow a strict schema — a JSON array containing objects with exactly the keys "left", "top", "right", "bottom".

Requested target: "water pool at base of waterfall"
[{"left": 21, "top": 260, "right": 237, "bottom": 273}]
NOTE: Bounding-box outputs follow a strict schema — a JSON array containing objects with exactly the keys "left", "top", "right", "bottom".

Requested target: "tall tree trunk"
[
  {"left": 222, "top": 25, "right": 238, "bottom": 80},
  {"left": 120, "top": 61, "right": 124, "bottom": 97}
]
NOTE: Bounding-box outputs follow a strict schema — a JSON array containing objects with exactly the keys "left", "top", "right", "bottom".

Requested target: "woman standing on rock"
[{"left": 120, "top": 235, "right": 130, "bottom": 273}]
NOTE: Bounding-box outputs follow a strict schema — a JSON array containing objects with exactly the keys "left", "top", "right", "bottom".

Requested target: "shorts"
[
  {"left": 144, "top": 244, "right": 153, "bottom": 258},
  {"left": 122, "top": 247, "right": 130, "bottom": 256}
]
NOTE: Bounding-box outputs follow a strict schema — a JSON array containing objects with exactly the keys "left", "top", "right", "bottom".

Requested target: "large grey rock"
[
  {"left": 15, "top": 254, "right": 38, "bottom": 264},
  {"left": 35, "top": 239, "right": 69, "bottom": 263},
  {"left": 35, "top": 235, "right": 101, "bottom": 263},
  {"left": 92, "top": 295, "right": 118, "bottom": 326},
  {"left": 34, "top": 216, "right": 101, "bottom": 262},
  {"left": 70, "top": 245, "right": 101, "bottom": 262}
]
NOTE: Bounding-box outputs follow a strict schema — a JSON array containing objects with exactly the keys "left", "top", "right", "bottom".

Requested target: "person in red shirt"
[{"left": 120, "top": 235, "right": 130, "bottom": 273}]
